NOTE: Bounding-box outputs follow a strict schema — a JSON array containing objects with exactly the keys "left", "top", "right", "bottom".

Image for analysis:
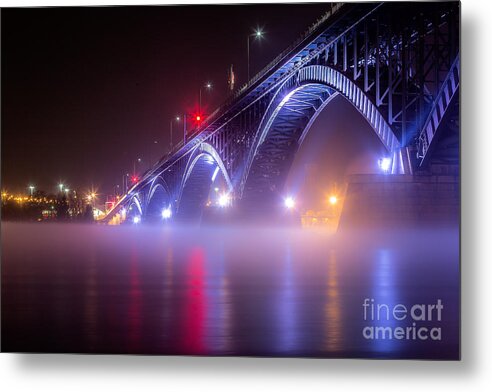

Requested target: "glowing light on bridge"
[
  {"left": 211, "top": 166, "right": 220, "bottom": 182},
  {"left": 378, "top": 157, "right": 392, "bottom": 173},
  {"left": 218, "top": 193, "right": 230, "bottom": 207},
  {"left": 132, "top": 216, "right": 141, "bottom": 224},
  {"left": 193, "top": 113, "right": 203, "bottom": 126},
  {"left": 329, "top": 195, "right": 338, "bottom": 205},
  {"left": 284, "top": 196, "right": 295, "bottom": 209},
  {"left": 161, "top": 207, "right": 172, "bottom": 219},
  {"left": 131, "top": 175, "right": 139, "bottom": 184}
]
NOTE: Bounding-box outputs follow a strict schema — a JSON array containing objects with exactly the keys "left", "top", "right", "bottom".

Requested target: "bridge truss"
[{"left": 106, "top": 1, "right": 460, "bottom": 223}]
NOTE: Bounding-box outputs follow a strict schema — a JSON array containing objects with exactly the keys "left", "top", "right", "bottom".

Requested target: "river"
[{"left": 1, "top": 222, "right": 459, "bottom": 359}]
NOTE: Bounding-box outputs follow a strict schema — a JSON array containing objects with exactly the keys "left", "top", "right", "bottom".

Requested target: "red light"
[
  {"left": 196, "top": 115, "right": 201, "bottom": 122},
  {"left": 131, "top": 176, "right": 139, "bottom": 184}
]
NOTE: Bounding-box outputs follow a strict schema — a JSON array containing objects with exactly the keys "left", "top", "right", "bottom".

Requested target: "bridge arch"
[
  {"left": 144, "top": 176, "right": 172, "bottom": 222},
  {"left": 176, "top": 142, "right": 233, "bottom": 221},
  {"left": 126, "top": 195, "right": 143, "bottom": 223},
  {"left": 240, "top": 65, "right": 401, "bottom": 207}
]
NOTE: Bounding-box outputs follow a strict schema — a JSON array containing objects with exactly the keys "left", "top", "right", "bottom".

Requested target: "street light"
[
  {"left": 133, "top": 157, "right": 142, "bottom": 175},
  {"left": 199, "top": 82, "right": 212, "bottom": 114},
  {"left": 329, "top": 195, "right": 338, "bottom": 205},
  {"left": 58, "top": 183, "right": 64, "bottom": 193},
  {"left": 28, "top": 185, "right": 35, "bottom": 197},
  {"left": 247, "top": 28, "right": 264, "bottom": 81},
  {"left": 169, "top": 116, "right": 182, "bottom": 151}
]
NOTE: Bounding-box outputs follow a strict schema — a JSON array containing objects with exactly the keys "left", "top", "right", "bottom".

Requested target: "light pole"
[
  {"left": 28, "top": 185, "right": 35, "bottom": 197},
  {"left": 247, "top": 28, "right": 264, "bottom": 81},
  {"left": 199, "top": 82, "right": 212, "bottom": 114},
  {"left": 123, "top": 173, "right": 129, "bottom": 193},
  {"left": 148, "top": 140, "right": 158, "bottom": 170},
  {"left": 133, "top": 157, "right": 142, "bottom": 175},
  {"left": 170, "top": 115, "right": 181, "bottom": 151},
  {"left": 58, "top": 183, "right": 64, "bottom": 193}
]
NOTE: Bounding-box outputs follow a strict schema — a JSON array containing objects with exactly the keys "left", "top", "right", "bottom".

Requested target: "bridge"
[{"left": 105, "top": 2, "right": 460, "bottom": 225}]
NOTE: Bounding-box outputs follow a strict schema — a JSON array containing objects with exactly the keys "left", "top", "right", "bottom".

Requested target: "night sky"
[{"left": 1, "top": 3, "right": 333, "bottom": 196}]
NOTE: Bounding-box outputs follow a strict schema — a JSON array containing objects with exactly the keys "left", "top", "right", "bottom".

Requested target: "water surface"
[{"left": 1, "top": 223, "right": 459, "bottom": 359}]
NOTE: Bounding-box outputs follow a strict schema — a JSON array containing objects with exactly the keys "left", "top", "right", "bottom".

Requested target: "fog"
[{"left": 2, "top": 222, "right": 459, "bottom": 358}]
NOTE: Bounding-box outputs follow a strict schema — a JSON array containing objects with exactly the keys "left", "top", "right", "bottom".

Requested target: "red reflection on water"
[{"left": 180, "top": 247, "right": 206, "bottom": 354}]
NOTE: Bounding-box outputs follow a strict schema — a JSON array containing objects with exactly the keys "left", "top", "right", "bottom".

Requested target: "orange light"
[{"left": 329, "top": 195, "right": 338, "bottom": 205}]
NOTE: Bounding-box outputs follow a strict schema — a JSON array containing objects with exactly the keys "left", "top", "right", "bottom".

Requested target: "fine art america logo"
[{"left": 362, "top": 298, "right": 443, "bottom": 341}]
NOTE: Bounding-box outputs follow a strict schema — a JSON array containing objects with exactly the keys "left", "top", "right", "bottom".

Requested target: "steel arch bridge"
[{"left": 106, "top": 1, "right": 460, "bottom": 224}]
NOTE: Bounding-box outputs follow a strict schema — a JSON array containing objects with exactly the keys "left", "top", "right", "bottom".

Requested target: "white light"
[
  {"left": 133, "top": 216, "right": 141, "bottom": 224},
  {"left": 211, "top": 166, "right": 220, "bottom": 182},
  {"left": 280, "top": 90, "right": 296, "bottom": 105},
  {"left": 218, "top": 193, "right": 230, "bottom": 207},
  {"left": 329, "top": 195, "right": 338, "bottom": 205},
  {"left": 284, "top": 196, "right": 295, "bottom": 209},
  {"left": 378, "top": 157, "right": 392, "bottom": 173},
  {"left": 161, "top": 208, "right": 172, "bottom": 219},
  {"left": 204, "top": 155, "right": 215, "bottom": 165}
]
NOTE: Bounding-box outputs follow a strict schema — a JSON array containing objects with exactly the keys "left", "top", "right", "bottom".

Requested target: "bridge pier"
[{"left": 338, "top": 165, "right": 459, "bottom": 229}]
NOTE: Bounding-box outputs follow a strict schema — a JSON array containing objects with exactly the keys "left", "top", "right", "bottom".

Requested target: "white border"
[{"left": 2, "top": 0, "right": 492, "bottom": 391}]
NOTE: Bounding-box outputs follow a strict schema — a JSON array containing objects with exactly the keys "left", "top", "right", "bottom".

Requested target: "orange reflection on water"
[{"left": 324, "top": 249, "right": 342, "bottom": 351}]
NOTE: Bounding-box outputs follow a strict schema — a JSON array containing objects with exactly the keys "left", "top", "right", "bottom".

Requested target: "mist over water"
[{"left": 1, "top": 222, "right": 459, "bottom": 358}]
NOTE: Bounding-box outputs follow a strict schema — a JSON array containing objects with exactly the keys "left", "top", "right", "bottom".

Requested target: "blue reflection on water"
[
  {"left": 276, "top": 245, "right": 297, "bottom": 353},
  {"left": 369, "top": 248, "right": 398, "bottom": 353}
]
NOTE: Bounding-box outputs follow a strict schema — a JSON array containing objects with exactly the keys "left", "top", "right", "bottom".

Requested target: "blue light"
[
  {"left": 133, "top": 216, "right": 141, "bottom": 224},
  {"left": 161, "top": 207, "right": 172, "bottom": 219},
  {"left": 378, "top": 157, "right": 392, "bottom": 173}
]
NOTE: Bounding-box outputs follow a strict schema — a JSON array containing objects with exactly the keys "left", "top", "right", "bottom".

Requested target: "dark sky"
[{"left": 1, "top": 3, "right": 332, "bottom": 196}]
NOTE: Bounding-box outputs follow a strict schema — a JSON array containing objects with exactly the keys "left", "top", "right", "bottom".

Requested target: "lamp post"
[
  {"left": 149, "top": 140, "right": 158, "bottom": 170},
  {"left": 28, "top": 185, "right": 35, "bottom": 197},
  {"left": 247, "top": 28, "right": 264, "bottom": 81},
  {"left": 199, "top": 82, "right": 212, "bottom": 114},
  {"left": 170, "top": 115, "right": 181, "bottom": 151},
  {"left": 123, "top": 173, "right": 129, "bottom": 193},
  {"left": 133, "top": 157, "right": 142, "bottom": 175}
]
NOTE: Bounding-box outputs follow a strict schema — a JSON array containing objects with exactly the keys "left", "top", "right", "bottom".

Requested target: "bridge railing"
[{"left": 195, "top": 2, "right": 344, "bottom": 132}]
